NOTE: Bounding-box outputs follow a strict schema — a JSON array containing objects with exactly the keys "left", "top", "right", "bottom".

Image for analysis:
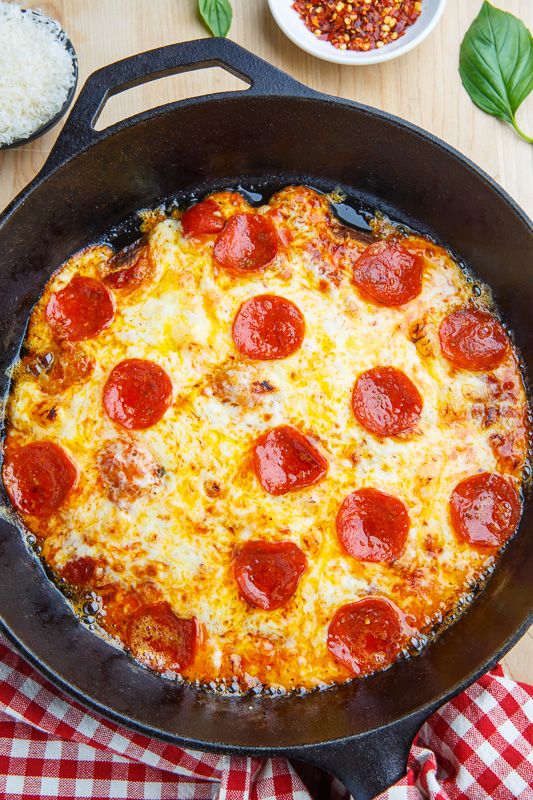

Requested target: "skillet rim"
[
  {"left": 0, "top": 602, "right": 532, "bottom": 755},
  {"left": 2, "top": 88, "right": 532, "bottom": 235}
]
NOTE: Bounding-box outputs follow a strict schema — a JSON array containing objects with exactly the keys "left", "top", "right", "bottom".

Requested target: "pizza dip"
[{"left": 2, "top": 186, "right": 530, "bottom": 692}]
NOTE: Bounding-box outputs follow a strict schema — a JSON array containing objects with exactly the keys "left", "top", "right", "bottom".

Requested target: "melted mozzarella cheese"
[{"left": 4, "top": 186, "right": 529, "bottom": 691}]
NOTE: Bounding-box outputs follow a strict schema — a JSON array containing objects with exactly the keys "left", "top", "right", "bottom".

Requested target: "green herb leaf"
[
  {"left": 198, "top": 0, "right": 232, "bottom": 37},
  {"left": 459, "top": 1, "right": 533, "bottom": 143}
]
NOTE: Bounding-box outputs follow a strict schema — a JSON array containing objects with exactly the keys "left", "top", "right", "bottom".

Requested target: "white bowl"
[{"left": 268, "top": 0, "right": 448, "bottom": 65}]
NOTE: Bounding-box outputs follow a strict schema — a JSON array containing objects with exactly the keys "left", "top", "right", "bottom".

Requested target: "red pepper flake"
[{"left": 292, "top": 0, "right": 422, "bottom": 51}]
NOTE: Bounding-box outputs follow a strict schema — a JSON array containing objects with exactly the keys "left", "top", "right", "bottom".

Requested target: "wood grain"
[{"left": 0, "top": 0, "right": 532, "bottom": 681}]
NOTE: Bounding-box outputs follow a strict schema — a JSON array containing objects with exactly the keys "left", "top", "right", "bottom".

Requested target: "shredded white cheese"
[{"left": 0, "top": 3, "right": 75, "bottom": 146}]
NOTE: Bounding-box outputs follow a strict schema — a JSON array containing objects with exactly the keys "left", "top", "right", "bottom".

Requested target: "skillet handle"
[
  {"left": 43, "top": 38, "right": 315, "bottom": 174},
  {"left": 290, "top": 711, "right": 428, "bottom": 800}
]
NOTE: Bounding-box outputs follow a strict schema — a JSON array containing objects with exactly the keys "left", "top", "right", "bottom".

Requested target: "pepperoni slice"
[
  {"left": 213, "top": 214, "right": 279, "bottom": 274},
  {"left": 234, "top": 540, "right": 307, "bottom": 610},
  {"left": 2, "top": 441, "right": 78, "bottom": 517},
  {"left": 103, "top": 359, "right": 172, "bottom": 430},
  {"left": 439, "top": 308, "right": 510, "bottom": 371},
  {"left": 61, "top": 556, "right": 100, "bottom": 588},
  {"left": 352, "top": 366, "right": 423, "bottom": 437},
  {"left": 336, "top": 488, "right": 410, "bottom": 563},
  {"left": 104, "top": 240, "right": 153, "bottom": 292},
  {"left": 46, "top": 276, "right": 115, "bottom": 341},
  {"left": 252, "top": 425, "right": 328, "bottom": 495},
  {"left": 450, "top": 472, "right": 521, "bottom": 548},
  {"left": 181, "top": 198, "right": 225, "bottom": 236},
  {"left": 25, "top": 344, "right": 94, "bottom": 395},
  {"left": 352, "top": 239, "right": 423, "bottom": 306},
  {"left": 232, "top": 295, "right": 305, "bottom": 360},
  {"left": 327, "top": 597, "right": 403, "bottom": 676},
  {"left": 97, "top": 438, "right": 162, "bottom": 506},
  {"left": 126, "top": 602, "right": 198, "bottom": 672}
]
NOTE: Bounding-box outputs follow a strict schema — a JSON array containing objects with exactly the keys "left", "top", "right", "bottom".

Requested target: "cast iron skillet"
[{"left": 0, "top": 38, "right": 532, "bottom": 800}]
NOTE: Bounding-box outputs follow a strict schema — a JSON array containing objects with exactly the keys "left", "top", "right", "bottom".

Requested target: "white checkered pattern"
[{"left": 0, "top": 634, "right": 531, "bottom": 799}]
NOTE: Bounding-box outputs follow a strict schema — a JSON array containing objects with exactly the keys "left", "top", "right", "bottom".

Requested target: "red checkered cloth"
[{"left": 0, "top": 633, "right": 531, "bottom": 800}]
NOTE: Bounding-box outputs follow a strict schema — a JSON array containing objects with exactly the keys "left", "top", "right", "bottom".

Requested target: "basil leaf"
[
  {"left": 198, "top": 0, "right": 232, "bottom": 38},
  {"left": 459, "top": 1, "right": 533, "bottom": 143}
]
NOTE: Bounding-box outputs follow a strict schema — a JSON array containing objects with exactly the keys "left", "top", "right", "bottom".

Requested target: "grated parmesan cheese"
[{"left": 0, "top": 2, "right": 75, "bottom": 146}]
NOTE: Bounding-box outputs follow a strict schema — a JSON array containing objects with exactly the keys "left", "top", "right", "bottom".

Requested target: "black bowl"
[{"left": 0, "top": 8, "right": 78, "bottom": 151}]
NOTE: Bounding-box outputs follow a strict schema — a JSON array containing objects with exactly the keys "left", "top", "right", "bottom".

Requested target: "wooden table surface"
[{"left": 1, "top": 0, "right": 532, "bottom": 682}]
